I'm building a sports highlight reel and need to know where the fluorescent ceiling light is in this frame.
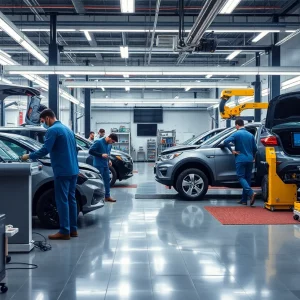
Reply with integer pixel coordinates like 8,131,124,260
125,87,130,91
120,0,135,13
281,76,300,90
0,77,12,84
276,29,300,46
0,12,48,64
252,32,269,43
80,103,85,108
64,74,71,78
185,87,191,92
123,74,129,78
0,50,10,58
206,74,213,78
83,31,92,42
120,46,129,59
226,50,242,60
101,87,105,91
220,0,241,14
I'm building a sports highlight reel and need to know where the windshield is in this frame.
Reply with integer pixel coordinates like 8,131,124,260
182,136,196,145
201,127,235,146
187,132,207,145
18,136,43,151
0,141,20,161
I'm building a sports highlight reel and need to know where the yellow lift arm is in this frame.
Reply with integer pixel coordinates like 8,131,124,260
219,88,269,119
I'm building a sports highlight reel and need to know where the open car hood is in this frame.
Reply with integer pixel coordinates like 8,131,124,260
161,144,198,155
265,92,300,129
0,84,40,100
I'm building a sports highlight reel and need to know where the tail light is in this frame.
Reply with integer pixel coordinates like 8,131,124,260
261,136,278,146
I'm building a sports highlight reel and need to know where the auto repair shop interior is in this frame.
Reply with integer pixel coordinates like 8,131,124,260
1,0,300,299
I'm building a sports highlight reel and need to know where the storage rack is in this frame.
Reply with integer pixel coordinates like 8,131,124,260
95,122,131,155
147,139,157,162
157,130,176,157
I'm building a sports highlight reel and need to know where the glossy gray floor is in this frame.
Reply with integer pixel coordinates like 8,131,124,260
3,162,300,300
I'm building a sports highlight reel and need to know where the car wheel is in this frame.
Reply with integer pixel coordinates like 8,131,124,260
110,166,117,187
176,168,208,200
172,184,178,192
36,188,80,229
261,175,268,202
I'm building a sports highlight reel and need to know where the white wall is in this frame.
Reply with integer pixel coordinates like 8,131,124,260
90,108,210,153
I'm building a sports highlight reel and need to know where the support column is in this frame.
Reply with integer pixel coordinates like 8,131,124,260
254,52,261,122
48,14,60,118
269,16,281,100
84,60,91,138
215,88,219,128
70,89,75,131
0,101,4,126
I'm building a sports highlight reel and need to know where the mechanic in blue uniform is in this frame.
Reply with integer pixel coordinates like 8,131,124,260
224,119,258,206
21,109,79,240
89,133,118,202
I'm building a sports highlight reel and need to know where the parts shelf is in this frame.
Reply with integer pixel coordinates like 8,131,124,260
147,139,157,162
157,130,176,157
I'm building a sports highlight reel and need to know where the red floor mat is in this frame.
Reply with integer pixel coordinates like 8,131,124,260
205,206,297,225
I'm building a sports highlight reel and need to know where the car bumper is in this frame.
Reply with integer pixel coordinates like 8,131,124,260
77,178,105,213
154,162,174,186
278,161,300,185
115,160,134,181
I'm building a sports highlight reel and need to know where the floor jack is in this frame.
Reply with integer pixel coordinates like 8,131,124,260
264,147,297,212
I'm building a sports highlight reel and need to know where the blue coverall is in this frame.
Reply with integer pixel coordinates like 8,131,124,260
30,121,79,234
224,128,258,203
89,138,112,198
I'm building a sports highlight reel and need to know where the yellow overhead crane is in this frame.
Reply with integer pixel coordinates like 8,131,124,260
219,88,269,120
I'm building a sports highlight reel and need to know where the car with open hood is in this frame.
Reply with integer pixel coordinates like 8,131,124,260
155,92,300,200
0,132,105,228
158,128,225,159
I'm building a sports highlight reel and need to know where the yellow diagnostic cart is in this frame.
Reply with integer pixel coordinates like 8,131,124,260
264,147,297,211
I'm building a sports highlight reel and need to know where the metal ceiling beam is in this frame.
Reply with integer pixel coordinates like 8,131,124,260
280,0,300,15
71,0,86,14
62,81,249,89
5,65,300,76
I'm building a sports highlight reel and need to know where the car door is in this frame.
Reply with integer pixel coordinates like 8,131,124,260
214,130,238,183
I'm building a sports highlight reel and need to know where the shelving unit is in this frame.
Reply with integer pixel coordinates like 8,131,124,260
111,132,131,155
147,139,157,162
157,130,176,157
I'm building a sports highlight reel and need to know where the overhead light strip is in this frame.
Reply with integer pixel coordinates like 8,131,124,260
120,0,135,13
276,28,300,46
0,12,48,64
252,32,269,43
83,31,92,42
220,0,241,14
226,50,242,60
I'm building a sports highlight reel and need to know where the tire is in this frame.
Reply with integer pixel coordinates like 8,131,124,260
176,168,208,200
172,185,178,192
109,166,117,187
36,188,80,229
261,175,268,202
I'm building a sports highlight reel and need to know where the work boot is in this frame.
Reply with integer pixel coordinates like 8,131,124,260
250,193,257,206
237,200,247,205
48,232,70,240
70,231,78,238
105,197,116,203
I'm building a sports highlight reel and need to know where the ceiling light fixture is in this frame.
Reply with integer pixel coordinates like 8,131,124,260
101,87,105,91
226,50,242,60
220,0,241,14
276,28,300,46
120,0,135,13
206,74,213,78
83,31,92,42
0,12,48,64
185,87,191,92
125,87,130,91
252,32,269,43
123,74,129,78
120,46,129,59
64,74,71,78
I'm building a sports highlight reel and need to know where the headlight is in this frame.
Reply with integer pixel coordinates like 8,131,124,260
116,155,130,162
161,152,182,160
77,170,101,185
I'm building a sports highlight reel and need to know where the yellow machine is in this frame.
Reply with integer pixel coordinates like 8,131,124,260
219,88,269,120
264,147,297,211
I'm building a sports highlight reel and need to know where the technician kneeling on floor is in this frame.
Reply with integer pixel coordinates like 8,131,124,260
21,109,79,240
224,119,257,206
89,133,118,202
